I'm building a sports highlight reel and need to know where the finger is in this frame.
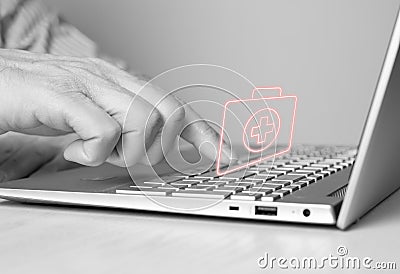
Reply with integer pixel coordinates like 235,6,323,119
47,93,122,166
113,96,163,166
86,60,186,163
13,125,69,136
62,68,163,166
180,104,238,164
138,103,185,165
0,145,54,182
30,154,81,177
122,81,186,165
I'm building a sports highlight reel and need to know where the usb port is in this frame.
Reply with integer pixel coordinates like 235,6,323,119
255,206,278,216
229,205,239,211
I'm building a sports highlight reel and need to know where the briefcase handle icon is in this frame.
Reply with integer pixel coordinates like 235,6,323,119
251,86,283,99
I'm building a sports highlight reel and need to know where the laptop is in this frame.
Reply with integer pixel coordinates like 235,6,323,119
1,11,400,231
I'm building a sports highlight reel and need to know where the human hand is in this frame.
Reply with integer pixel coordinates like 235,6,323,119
0,49,235,169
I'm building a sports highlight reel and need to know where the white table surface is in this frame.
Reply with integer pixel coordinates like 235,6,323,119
0,185,399,274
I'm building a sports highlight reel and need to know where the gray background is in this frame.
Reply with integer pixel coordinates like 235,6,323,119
44,0,400,146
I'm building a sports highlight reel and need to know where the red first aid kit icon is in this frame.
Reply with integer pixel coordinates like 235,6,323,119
217,87,297,175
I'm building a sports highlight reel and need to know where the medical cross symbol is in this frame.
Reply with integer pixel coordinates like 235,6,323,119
250,116,274,144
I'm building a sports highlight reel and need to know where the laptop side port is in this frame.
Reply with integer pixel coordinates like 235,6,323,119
229,205,240,211
255,206,278,216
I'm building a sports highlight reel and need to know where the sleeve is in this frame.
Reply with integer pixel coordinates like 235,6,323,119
0,0,127,68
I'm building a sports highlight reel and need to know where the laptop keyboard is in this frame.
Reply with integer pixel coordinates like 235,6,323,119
116,146,357,202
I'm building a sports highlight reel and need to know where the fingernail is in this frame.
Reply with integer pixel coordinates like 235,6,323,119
0,171,7,183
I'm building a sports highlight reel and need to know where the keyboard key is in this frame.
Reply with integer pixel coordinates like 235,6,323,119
275,167,296,172
310,164,328,170
290,170,315,176
264,181,291,187
327,168,338,174
272,174,305,183
170,181,197,187
323,158,344,164
156,185,183,191
270,169,290,175
213,187,240,194
300,178,316,185
182,178,207,183
283,164,303,169
293,160,314,166
210,178,236,182
261,194,281,201
220,171,256,180
245,175,276,181
333,165,344,171
255,183,283,190
339,162,351,168
116,187,174,196
307,174,323,180
336,156,351,160
318,171,330,177
186,185,215,191
197,181,227,187
323,169,335,175
292,181,308,188
304,166,324,172
272,189,291,197
239,180,265,185
139,182,165,187
312,163,333,168
264,170,286,176
224,182,253,188
172,190,231,199
282,185,300,193
230,193,262,201
316,173,327,179
242,188,273,195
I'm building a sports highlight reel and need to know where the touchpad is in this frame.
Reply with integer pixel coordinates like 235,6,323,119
0,166,132,193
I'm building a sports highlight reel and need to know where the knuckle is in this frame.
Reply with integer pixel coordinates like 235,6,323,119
85,57,119,83
47,72,85,94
